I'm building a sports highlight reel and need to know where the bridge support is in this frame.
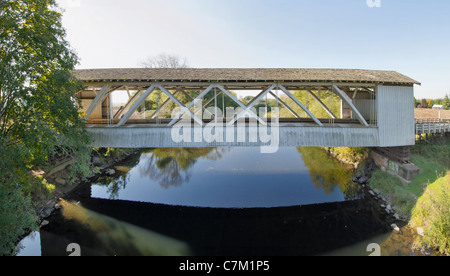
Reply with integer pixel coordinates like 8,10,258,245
371,147,420,184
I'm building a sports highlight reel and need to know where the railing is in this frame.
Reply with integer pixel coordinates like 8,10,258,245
416,118,450,123
416,121,450,134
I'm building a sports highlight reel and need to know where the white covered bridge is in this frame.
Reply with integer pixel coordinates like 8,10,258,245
74,68,420,151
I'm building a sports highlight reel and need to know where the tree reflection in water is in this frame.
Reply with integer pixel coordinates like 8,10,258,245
138,148,227,189
297,147,361,200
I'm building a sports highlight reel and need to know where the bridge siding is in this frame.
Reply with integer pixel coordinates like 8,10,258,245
377,86,415,147
86,125,380,148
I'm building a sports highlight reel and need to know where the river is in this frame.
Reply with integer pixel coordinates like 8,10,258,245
16,147,409,256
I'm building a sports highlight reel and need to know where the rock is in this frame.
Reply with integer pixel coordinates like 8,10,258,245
393,213,401,220
40,220,49,228
55,177,66,185
352,176,359,183
380,204,386,208
92,156,102,166
40,207,53,218
417,227,425,237
358,176,368,185
104,169,115,176
368,190,376,197
391,224,400,232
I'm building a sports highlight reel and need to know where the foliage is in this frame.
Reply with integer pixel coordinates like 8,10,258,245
411,173,450,256
443,94,450,110
0,183,39,256
415,96,450,109
297,147,361,200
369,170,417,218
323,147,370,167
0,0,92,255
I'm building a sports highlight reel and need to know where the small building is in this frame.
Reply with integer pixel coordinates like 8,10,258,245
433,105,444,110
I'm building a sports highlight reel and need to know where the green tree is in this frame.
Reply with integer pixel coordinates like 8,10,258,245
0,0,91,255
443,94,450,110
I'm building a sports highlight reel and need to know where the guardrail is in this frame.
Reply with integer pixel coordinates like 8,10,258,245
416,122,450,134
416,118,450,123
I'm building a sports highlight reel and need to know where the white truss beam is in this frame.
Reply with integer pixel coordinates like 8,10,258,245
117,84,157,127
227,85,276,126
306,90,337,119
332,85,369,127
114,89,144,119
277,85,323,126
85,85,109,120
166,84,215,127
269,91,300,119
149,90,181,119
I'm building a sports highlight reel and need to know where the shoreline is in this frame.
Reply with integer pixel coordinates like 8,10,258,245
31,149,141,231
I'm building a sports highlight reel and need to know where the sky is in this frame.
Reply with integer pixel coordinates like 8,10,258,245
55,0,450,99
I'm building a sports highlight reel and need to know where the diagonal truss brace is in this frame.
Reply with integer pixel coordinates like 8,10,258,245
85,85,110,120
217,85,269,126
166,84,215,127
117,84,157,127
114,89,145,119
332,85,369,127
306,90,337,119
269,91,300,119
277,85,323,126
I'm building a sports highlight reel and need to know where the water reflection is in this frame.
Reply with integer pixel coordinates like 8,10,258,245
55,199,191,256
138,148,227,188
92,147,363,208
297,148,360,200
18,147,398,256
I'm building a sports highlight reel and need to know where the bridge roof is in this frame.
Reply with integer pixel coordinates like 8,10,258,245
74,68,420,86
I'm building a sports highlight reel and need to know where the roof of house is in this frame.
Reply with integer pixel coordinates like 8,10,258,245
73,68,420,86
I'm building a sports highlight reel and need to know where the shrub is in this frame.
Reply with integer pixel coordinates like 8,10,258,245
411,173,450,256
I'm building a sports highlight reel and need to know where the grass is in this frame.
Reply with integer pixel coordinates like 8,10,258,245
368,136,450,255
411,173,450,256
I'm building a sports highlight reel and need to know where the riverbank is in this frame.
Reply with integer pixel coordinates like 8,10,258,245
30,148,141,233
368,137,449,255
325,137,449,256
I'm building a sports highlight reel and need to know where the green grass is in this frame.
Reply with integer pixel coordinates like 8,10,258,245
369,137,449,219
368,136,449,255
369,170,417,218
411,173,450,256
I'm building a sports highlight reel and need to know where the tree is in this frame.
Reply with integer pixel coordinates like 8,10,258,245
443,94,450,110
419,99,428,108
0,0,91,255
140,53,189,69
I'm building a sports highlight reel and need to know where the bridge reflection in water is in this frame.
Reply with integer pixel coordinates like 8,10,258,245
40,195,390,256
37,147,393,256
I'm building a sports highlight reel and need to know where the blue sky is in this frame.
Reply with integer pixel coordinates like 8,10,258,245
56,0,450,99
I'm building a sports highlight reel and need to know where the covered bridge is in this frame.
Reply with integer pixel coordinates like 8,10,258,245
74,68,420,149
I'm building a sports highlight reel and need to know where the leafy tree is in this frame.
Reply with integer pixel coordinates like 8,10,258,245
0,0,91,255
443,94,450,110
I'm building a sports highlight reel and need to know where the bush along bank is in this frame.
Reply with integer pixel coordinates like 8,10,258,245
32,148,140,232
361,137,449,256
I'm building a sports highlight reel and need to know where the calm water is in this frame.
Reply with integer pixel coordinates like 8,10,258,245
17,147,397,256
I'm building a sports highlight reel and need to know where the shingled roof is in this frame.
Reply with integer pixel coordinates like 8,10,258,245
73,68,420,86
